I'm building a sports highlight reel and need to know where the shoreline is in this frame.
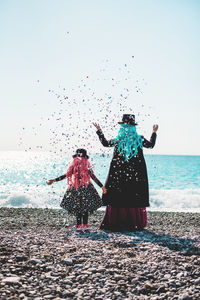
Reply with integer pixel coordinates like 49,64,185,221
1,206,200,214
0,208,199,299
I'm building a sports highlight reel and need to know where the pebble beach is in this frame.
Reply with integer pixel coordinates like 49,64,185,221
0,208,199,300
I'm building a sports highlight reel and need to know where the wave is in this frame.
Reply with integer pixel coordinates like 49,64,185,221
149,189,200,212
0,187,200,212
0,185,63,209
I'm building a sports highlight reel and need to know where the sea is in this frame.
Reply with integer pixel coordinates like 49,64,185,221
1,151,200,212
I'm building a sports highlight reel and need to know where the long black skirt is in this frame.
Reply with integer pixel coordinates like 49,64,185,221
60,183,102,216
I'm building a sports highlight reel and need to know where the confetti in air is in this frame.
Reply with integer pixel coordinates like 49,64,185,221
17,57,158,204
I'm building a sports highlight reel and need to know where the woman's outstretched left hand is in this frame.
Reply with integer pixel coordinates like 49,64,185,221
102,186,107,194
93,122,101,131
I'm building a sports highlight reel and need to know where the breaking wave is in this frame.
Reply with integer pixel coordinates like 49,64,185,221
1,188,200,213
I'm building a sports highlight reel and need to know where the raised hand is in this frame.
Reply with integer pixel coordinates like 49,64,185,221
93,122,101,131
47,179,55,185
153,124,158,132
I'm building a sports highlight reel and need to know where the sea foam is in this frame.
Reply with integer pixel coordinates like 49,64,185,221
1,188,200,213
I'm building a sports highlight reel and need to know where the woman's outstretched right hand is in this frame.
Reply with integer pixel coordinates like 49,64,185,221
93,122,101,131
47,179,55,185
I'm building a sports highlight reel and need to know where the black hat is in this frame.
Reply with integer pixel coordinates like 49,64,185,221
73,148,89,159
118,114,137,125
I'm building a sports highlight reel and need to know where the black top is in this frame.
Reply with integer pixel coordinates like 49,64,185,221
55,169,103,188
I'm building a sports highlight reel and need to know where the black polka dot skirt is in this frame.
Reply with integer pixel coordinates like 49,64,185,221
60,183,102,216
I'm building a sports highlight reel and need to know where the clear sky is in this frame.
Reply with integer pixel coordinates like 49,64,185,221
0,0,200,155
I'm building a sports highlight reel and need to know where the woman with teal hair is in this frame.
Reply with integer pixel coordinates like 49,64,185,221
93,114,158,231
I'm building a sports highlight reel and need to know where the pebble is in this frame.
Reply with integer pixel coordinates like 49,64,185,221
16,255,28,262
2,276,21,284
63,290,74,297
0,208,199,300
29,258,42,265
62,258,73,265
63,280,73,286
164,274,171,279
178,294,192,300
194,278,200,285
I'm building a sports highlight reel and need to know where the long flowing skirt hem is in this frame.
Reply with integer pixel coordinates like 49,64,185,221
100,206,147,232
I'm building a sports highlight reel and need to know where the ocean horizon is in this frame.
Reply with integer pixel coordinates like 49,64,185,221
1,151,200,212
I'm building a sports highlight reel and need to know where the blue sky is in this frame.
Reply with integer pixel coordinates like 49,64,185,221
0,0,200,155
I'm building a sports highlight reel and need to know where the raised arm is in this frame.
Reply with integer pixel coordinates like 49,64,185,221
143,133,157,148
96,130,115,147
93,122,114,147
143,125,158,149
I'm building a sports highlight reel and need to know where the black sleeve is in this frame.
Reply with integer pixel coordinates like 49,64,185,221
96,130,115,147
89,170,103,188
143,132,157,149
54,174,66,182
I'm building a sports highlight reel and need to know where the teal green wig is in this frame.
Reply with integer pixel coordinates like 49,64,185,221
114,124,143,161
